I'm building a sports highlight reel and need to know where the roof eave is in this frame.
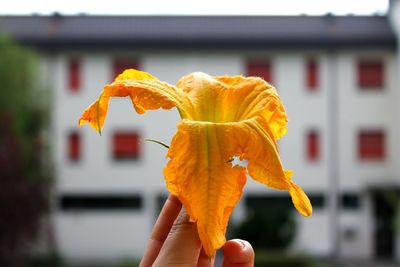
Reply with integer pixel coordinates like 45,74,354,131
16,37,397,51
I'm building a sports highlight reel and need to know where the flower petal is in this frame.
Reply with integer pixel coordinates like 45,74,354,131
78,94,109,133
224,117,312,217
215,75,288,140
78,69,191,133
176,74,287,138
176,74,288,139
164,117,311,256
79,69,312,257
289,182,313,217
164,119,247,256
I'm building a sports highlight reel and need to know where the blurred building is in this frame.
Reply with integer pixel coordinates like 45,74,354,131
1,2,400,263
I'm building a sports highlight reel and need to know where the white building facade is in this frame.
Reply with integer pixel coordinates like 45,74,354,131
1,10,400,263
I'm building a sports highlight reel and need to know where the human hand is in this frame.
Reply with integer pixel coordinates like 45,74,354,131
140,195,254,267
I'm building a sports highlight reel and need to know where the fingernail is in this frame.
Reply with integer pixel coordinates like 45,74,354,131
233,239,246,249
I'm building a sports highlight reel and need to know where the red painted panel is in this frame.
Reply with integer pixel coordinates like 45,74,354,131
68,59,80,92
306,59,318,90
359,131,385,160
69,132,80,161
358,60,384,88
113,60,138,80
113,132,140,159
307,130,319,161
247,61,272,83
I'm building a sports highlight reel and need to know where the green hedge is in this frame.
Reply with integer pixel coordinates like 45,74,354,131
254,251,312,267
253,251,346,267
29,254,139,267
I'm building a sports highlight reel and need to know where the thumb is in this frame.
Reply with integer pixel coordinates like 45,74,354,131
152,208,202,267
222,239,254,267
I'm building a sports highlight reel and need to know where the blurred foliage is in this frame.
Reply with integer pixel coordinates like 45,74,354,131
114,259,140,267
29,254,140,267
254,251,311,267
0,35,51,266
254,251,347,267
0,36,46,138
29,253,64,267
383,190,400,231
28,253,345,267
234,204,296,250
232,202,349,267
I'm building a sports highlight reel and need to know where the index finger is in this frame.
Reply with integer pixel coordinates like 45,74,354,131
139,194,182,267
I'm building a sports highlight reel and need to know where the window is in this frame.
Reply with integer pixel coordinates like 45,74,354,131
60,194,142,211
306,58,318,91
113,59,138,80
358,130,385,160
308,195,324,209
246,195,292,210
246,60,272,83
357,59,384,89
306,130,320,161
68,58,80,92
156,193,168,215
246,194,324,210
113,131,140,160
68,132,81,161
341,193,360,210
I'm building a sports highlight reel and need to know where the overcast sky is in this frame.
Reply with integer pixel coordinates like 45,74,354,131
0,0,389,16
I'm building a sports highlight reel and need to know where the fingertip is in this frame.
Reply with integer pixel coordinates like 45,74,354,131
167,194,182,208
222,239,254,266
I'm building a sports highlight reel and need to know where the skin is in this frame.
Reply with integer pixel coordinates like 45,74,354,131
140,195,255,267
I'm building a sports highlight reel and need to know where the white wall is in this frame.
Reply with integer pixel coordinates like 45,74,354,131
337,51,399,190
50,49,398,261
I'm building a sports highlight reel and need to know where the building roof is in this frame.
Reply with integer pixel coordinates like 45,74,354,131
0,15,396,50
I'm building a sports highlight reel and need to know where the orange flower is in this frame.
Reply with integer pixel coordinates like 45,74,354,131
79,69,312,256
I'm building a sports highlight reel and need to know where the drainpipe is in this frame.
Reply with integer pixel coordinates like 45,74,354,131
388,0,400,262
327,50,340,260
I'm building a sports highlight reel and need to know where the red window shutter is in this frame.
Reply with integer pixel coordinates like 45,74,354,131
69,132,80,161
247,61,272,83
358,60,384,88
113,132,140,159
113,60,138,80
358,131,385,160
68,58,80,91
307,130,320,161
306,58,318,90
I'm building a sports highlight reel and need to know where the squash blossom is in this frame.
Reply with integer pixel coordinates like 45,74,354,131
79,69,312,256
